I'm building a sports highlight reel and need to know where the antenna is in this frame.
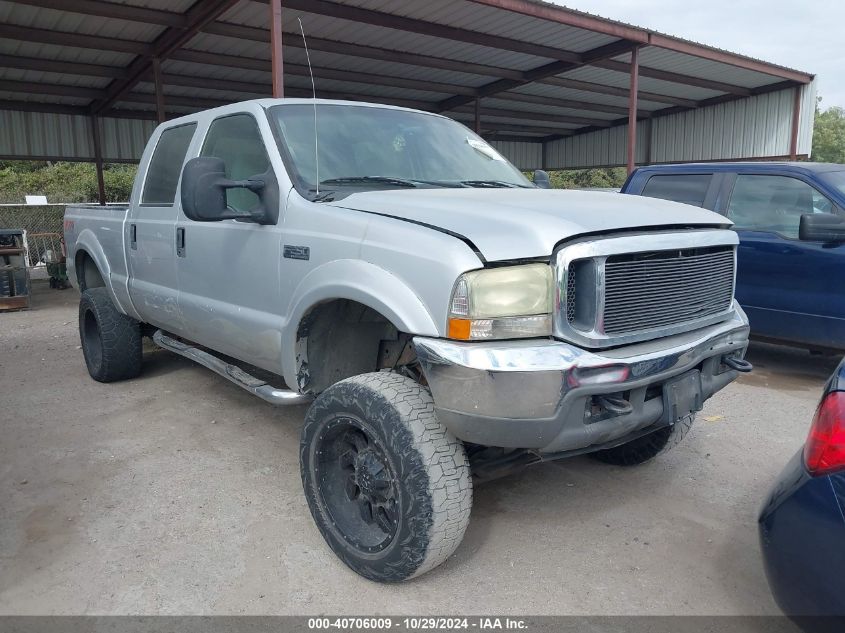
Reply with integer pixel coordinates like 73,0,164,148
298,17,319,196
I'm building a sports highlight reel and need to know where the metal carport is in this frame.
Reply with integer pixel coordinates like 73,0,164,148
0,0,817,203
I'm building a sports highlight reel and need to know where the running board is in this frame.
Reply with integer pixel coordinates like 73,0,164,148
152,330,311,406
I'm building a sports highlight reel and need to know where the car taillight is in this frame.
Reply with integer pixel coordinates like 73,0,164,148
804,391,845,476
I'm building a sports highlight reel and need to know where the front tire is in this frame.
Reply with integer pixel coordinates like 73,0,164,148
590,414,696,466
78,287,142,382
300,372,472,582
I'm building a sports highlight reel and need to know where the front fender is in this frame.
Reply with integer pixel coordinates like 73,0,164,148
280,260,440,388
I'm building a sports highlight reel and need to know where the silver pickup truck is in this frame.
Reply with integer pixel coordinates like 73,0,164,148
65,98,751,582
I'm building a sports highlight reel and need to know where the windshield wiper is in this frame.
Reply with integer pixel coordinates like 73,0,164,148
459,180,528,188
319,176,420,188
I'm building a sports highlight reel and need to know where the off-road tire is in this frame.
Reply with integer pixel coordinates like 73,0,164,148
589,414,696,466
300,372,472,582
78,287,142,382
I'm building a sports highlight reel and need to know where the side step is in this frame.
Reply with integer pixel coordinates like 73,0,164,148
152,330,311,406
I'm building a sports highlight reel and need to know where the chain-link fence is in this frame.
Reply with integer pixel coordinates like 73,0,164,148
0,205,66,267
0,205,64,234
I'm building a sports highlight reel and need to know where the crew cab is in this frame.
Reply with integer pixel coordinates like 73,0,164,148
623,162,845,351
64,99,751,582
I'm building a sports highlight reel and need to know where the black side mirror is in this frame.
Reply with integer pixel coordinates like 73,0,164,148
533,169,551,189
180,156,274,224
799,213,845,243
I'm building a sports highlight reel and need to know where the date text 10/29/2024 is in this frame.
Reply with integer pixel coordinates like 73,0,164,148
308,618,529,630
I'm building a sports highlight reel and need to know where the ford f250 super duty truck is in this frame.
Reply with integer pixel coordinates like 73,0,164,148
65,99,752,582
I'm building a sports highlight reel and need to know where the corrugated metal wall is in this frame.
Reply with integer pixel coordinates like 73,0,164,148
0,80,817,169
488,140,543,170
498,82,817,171
0,110,154,161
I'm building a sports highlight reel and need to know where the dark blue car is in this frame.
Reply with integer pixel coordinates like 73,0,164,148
758,356,845,616
622,163,845,351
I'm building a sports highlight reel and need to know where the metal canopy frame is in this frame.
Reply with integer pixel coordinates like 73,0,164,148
0,0,815,201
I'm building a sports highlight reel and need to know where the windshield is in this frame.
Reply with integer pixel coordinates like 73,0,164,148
268,104,531,197
820,170,845,200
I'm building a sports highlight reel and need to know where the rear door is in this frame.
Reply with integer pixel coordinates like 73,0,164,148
720,172,845,348
175,111,285,372
127,122,196,332
637,171,721,209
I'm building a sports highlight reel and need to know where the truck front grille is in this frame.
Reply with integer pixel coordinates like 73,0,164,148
554,231,738,348
602,246,735,334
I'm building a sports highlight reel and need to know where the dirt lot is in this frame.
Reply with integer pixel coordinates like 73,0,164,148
1,282,840,615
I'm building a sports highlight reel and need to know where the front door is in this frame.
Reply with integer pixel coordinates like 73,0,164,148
724,173,845,348
175,112,284,372
127,122,196,333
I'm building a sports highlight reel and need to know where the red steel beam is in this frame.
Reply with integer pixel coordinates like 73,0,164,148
270,0,284,98
6,0,188,28
0,54,126,79
540,76,698,108
90,0,241,114
456,105,612,128
464,0,649,42
437,38,638,112
0,23,150,55
152,58,166,123
789,86,802,160
281,0,581,63
594,59,751,96
627,46,639,175
90,116,106,205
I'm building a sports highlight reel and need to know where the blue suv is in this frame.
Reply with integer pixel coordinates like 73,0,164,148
622,163,845,351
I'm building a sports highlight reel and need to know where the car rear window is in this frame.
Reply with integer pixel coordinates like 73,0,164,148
141,123,197,205
641,174,712,208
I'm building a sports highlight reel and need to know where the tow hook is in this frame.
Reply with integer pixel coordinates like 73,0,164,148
597,394,634,415
722,355,753,373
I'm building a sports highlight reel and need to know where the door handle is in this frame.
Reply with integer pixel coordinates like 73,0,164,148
130,223,137,250
176,227,186,257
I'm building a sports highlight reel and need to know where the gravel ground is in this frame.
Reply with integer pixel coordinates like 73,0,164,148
0,283,840,615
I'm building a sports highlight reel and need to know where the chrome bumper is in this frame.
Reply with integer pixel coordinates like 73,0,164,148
414,304,750,453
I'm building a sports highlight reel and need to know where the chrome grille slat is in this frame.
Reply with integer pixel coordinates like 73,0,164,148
600,245,734,335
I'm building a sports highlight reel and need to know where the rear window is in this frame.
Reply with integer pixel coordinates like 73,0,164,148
141,123,197,205
641,174,712,208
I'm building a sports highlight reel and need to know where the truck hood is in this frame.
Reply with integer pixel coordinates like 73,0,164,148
328,188,730,261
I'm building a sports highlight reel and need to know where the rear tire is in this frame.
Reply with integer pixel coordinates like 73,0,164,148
589,414,696,466
300,372,472,582
79,287,142,382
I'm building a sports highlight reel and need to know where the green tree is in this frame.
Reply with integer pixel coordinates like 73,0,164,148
812,100,845,164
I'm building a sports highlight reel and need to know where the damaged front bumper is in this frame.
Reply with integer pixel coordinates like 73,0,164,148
414,304,750,453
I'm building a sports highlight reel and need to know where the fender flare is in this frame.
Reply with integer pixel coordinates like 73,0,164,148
280,259,440,388
72,229,129,314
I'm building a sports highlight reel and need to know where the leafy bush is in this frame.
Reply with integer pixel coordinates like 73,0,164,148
526,167,628,189
0,161,137,204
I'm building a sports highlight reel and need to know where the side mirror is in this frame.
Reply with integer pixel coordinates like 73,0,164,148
799,213,845,243
533,169,551,189
180,156,270,224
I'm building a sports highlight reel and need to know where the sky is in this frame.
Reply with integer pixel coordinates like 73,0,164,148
553,0,845,109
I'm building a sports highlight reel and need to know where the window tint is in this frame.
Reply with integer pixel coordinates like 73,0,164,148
200,114,271,213
641,174,712,207
141,123,196,205
727,175,832,238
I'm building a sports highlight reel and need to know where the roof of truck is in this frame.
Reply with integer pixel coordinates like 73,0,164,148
635,162,845,174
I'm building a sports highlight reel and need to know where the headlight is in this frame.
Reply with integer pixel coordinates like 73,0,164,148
447,263,553,340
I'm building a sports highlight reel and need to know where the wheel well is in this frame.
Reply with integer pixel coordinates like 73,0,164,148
295,299,416,395
75,250,106,291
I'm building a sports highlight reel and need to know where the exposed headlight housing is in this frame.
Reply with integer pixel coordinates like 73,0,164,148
447,264,553,340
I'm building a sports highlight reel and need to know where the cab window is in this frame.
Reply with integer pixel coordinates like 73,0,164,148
726,175,833,238
641,174,712,207
200,114,271,213
141,123,196,205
